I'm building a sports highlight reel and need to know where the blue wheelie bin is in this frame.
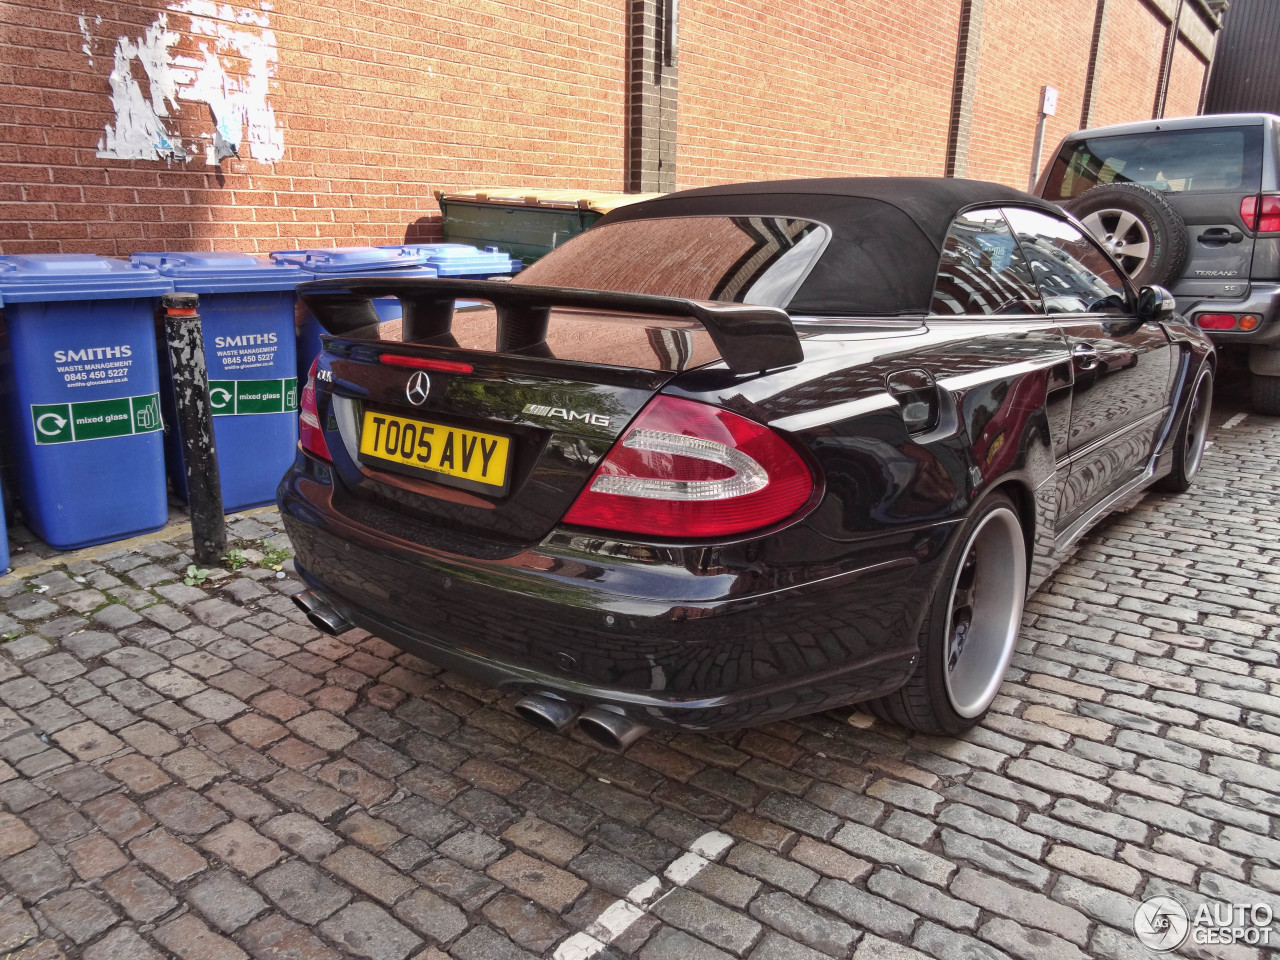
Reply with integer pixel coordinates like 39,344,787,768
0,476,10,574
131,252,306,513
268,247,436,383
380,243,521,280
0,255,172,550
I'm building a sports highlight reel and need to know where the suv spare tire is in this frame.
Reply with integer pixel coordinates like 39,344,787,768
1064,183,1188,287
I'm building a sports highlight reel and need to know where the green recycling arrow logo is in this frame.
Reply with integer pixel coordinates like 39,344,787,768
35,411,69,439
209,386,234,411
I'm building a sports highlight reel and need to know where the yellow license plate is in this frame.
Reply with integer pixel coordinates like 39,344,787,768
359,410,511,490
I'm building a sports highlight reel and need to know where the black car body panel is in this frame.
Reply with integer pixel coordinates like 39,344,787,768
279,178,1213,732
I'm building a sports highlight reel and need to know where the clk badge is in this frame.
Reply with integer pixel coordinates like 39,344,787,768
405,371,430,406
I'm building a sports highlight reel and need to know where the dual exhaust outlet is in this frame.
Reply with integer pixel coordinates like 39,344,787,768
514,693,648,750
293,590,648,749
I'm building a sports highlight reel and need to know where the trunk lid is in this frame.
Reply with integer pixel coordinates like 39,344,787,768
302,279,800,549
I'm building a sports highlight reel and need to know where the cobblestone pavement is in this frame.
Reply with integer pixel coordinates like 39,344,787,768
1,388,1279,960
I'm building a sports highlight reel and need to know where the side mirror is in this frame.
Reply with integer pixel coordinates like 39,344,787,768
1136,285,1176,321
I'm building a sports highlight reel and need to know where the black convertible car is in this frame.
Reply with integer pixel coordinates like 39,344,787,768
278,178,1213,746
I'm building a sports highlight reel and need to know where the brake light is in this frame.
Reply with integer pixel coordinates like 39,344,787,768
563,396,815,538
379,355,473,373
1197,314,1237,330
1198,313,1260,331
299,358,331,461
1240,195,1280,233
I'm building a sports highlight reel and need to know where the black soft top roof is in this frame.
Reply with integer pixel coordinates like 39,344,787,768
598,177,1062,316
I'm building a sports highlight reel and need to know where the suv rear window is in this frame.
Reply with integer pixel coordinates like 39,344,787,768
1043,127,1263,200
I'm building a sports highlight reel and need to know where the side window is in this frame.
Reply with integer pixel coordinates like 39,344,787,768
931,208,1042,316
1003,207,1128,314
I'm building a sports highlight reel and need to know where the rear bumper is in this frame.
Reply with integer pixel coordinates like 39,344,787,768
1180,282,1280,347
279,462,949,731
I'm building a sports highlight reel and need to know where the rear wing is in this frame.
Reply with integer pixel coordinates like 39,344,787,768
296,277,803,375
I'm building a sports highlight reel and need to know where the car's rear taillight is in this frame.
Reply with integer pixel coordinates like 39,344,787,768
1241,194,1280,233
299,358,331,461
1198,313,1261,331
562,396,815,538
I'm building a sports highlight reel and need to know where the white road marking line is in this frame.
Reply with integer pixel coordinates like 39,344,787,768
1223,413,1248,429
551,829,734,960
588,900,646,941
554,932,607,960
690,830,734,859
664,851,709,885
626,875,664,906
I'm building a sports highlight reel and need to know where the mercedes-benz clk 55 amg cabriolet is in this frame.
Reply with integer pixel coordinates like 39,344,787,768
278,178,1213,746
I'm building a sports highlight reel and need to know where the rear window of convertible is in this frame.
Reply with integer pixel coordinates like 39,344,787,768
1044,126,1263,199
514,216,830,309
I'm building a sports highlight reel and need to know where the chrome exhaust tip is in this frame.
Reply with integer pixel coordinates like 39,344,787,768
515,693,580,733
292,589,353,636
577,705,648,750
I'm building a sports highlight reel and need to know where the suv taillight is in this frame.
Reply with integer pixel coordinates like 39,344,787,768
562,396,815,538
299,358,331,461
1241,195,1280,233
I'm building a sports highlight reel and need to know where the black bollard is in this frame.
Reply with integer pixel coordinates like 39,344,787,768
162,292,226,566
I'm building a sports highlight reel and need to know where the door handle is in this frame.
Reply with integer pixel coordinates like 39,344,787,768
1197,228,1244,244
1073,342,1099,369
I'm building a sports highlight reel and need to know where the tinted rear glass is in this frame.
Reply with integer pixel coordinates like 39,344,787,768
1043,127,1263,200
514,216,829,309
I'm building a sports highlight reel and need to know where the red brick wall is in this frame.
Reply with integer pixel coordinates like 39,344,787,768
1165,38,1208,118
963,1,1096,189
675,0,963,188
0,0,627,256
0,0,1220,258
1091,0,1168,128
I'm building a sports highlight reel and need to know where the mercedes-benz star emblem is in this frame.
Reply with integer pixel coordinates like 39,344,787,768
405,371,430,406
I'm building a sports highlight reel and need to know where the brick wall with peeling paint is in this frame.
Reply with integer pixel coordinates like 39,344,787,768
0,0,1218,257
1,0,628,255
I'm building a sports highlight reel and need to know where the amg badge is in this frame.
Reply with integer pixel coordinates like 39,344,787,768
522,403,611,427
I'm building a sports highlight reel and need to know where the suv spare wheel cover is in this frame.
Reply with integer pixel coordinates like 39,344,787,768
1064,183,1188,287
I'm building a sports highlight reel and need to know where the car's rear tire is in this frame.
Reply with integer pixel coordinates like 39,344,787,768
1065,184,1187,287
1157,364,1213,492
1252,373,1280,416
869,492,1026,734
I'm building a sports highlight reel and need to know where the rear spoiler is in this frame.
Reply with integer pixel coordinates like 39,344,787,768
296,277,803,375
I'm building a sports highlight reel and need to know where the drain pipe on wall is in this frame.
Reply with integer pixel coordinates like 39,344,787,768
1028,84,1058,192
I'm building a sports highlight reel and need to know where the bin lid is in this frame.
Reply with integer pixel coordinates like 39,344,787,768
268,246,436,277
378,243,519,276
129,251,307,293
0,254,173,304
434,187,666,213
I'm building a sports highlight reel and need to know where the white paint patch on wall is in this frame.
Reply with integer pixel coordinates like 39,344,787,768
169,0,285,164
97,14,186,160
87,1,284,165
77,14,100,67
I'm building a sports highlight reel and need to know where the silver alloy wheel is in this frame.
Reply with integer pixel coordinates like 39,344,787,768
1182,370,1212,479
942,506,1026,719
1079,209,1152,279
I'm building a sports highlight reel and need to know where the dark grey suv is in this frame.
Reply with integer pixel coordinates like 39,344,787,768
1035,113,1280,414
